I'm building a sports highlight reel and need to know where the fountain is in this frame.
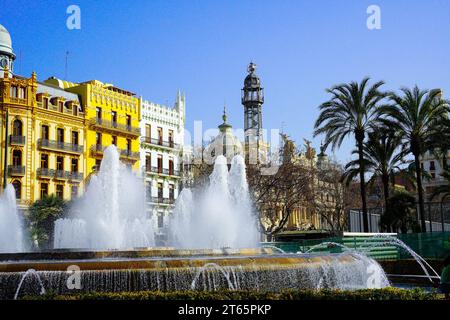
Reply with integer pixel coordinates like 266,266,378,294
53,145,155,249
0,184,23,253
0,150,393,299
169,155,259,249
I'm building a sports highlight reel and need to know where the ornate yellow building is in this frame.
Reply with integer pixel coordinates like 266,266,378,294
45,78,141,175
0,67,86,209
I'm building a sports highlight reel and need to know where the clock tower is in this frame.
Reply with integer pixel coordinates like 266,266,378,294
241,62,264,161
0,24,15,78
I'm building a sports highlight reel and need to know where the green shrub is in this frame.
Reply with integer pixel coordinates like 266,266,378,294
24,287,442,300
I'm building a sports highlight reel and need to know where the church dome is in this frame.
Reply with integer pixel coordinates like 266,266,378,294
0,24,14,57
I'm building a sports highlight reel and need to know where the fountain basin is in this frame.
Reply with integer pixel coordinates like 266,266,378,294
0,248,389,299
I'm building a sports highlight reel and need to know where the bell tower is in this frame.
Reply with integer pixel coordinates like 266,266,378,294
0,24,15,78
241,62,264,159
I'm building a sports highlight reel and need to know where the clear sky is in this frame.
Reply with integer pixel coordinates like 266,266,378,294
1,0,449,163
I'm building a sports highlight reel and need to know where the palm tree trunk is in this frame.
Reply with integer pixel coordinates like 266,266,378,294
357,139,369,232
381,172,391,232
414,153,426,232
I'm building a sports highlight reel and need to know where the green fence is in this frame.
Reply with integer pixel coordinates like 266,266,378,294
269,232,450,260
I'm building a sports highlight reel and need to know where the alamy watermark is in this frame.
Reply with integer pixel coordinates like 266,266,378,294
66,5,81,30
366,4,381,30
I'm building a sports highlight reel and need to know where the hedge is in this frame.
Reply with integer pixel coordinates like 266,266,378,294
24,287,443,300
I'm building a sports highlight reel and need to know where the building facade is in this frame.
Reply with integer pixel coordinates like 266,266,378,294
45,78,141,176
140,92,185,237
0,24,86,208
421,149,450,200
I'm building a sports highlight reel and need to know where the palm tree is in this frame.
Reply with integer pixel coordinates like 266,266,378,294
314,77,386,232
342,130,403,228
379,87,450,231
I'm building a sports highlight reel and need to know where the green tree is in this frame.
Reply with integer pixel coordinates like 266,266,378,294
314,77,386,232
379,87,450,231
342,130,403,231
29,195,68,249
380,191,420,233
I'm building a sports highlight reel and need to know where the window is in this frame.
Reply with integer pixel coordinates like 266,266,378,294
158,183,163,199
157,127,163,144
40,183,48,199
56,156,64,171
146,182,152,202
13,119,22,136
12,150,22,166
71,185,78,199
145,155,152,172
10,85,17,98
56,185,64,200
111,111,117,126
57,128,64,144
58,101,63,112
431,172,436,179
145,124,151,138
71,158,78,172
126,115,131,127
169,158,174,175
72,104,78,116
96,107,102,121
168,130,174,147
126,139,131,152
18,87,25,99
41,154,49,169
157,213,164,229
43,98,49,109
430,161,436,171
111,136,117,146
96,132,102,147
72,131,79,145
41,125,49,140
12,180,21,199
95,159,101,171
169,184,174,201
157,155,163,173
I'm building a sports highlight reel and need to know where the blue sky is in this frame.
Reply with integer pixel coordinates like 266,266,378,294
1,0,449,163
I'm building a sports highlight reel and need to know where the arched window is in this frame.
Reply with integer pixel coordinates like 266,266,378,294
12,150,22,166
12,180,21,199
13,119,22,136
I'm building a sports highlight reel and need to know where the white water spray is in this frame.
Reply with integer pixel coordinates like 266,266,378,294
169,155,259,249
0,184,23,253
54,145,155,249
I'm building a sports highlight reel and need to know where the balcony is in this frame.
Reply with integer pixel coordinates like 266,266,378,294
8,165,25,176
148,197,175,205
90,145,139,161
90,118,140,137
37,168,83,181
38,139,83,155
120,149,140,160
141,136,180,150
9,135,26,145
145,166,180,177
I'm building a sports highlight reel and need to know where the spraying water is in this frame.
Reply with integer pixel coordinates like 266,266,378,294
169,155,259,249
0,184,23,253
54,145,155,249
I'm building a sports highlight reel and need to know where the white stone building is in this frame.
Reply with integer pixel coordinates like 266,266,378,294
140,91,185,240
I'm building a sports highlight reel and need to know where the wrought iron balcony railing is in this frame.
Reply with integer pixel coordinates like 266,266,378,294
37,168,83,181
8,165,25,176
38,139,83,154
91,145,139,160
148,197,175,205
145,166,180,177
92,118,140,136
9,135,26,145
141,136,180,149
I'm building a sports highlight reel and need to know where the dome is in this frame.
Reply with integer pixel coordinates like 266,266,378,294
0,24,14,57
244,62,261,88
